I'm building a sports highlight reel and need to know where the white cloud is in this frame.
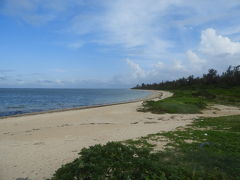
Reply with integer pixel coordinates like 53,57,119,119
63,0,240,63
123,28,240,85
173,60,185,71
66,0,179,60
68,14,102,35
2,1,240,87
1,0,83,25
184,50,206,72
37,79,65,85
3,0,240,60
125,58,146,79
200,28,240,55
183,28,240,74
154,61,165,69
101,0,179,57
186,50,205,64
51,68,67,73
123,58,188,85
67,42,84,49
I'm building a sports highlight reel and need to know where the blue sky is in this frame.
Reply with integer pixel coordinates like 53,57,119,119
1,0,240,88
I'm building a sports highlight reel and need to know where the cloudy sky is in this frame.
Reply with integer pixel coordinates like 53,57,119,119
1,0,240,88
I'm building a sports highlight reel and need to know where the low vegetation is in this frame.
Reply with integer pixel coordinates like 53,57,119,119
49,115,240,180
134,65,240,114
138,90,207,114
49,65,240,179
139,87,240,114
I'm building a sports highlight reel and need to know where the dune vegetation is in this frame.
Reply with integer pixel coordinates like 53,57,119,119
49,65,240,180
138,87,240,114
137,65,240,114
49,115,240,180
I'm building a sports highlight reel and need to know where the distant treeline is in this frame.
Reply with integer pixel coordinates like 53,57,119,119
133,65,240,90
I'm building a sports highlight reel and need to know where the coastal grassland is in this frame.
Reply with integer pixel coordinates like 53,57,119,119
207,86,240,106
49,115,240,180
139,86,240,114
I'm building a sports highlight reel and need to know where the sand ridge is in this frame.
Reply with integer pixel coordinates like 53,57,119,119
0,90,240,180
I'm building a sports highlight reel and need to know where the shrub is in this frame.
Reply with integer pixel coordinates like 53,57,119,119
49,115,240,180
192,89,216,99
50,142,168,180
139,91,207,114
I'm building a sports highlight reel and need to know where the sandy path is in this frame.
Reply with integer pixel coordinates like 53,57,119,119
0,91,240,180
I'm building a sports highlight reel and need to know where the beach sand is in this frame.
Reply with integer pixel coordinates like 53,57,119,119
0,90,240,180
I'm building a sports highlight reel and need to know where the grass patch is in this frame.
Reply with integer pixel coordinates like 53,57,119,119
158,115,240,180
139,90,207,114
140,87,240,114
207,87,240,106
49,115,240,180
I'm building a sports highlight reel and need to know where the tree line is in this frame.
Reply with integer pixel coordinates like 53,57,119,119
133,65,240,90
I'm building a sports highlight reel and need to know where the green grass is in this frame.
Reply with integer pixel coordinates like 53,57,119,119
139,86,240,114
126,115,240,180
207,87,240,106
49,115,240,180
139,90,207,114
194,115,240,132
159,115,240,180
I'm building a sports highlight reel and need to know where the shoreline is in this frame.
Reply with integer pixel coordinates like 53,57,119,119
1,90,240,180
0,89,161,119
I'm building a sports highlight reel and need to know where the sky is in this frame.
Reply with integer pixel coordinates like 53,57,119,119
0,0,240,88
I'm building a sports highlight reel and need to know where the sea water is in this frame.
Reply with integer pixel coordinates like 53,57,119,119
0,88,151,117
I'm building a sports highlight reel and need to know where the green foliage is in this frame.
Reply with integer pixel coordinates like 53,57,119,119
191,89,216,99
139,90,207,114
139,87,240,114
207,87,240,106
140,101,204,114
50,142,168,180
49,115,240,180
194,115,240,132
160,115,240,180
134,65,240,113
133,65,240,90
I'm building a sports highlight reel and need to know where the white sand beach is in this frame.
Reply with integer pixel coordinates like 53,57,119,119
0,90,240,180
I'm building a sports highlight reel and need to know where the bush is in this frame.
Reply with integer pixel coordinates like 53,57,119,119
139,91,207,114
50,142,168,180
192,90,216,99
49,115,240,180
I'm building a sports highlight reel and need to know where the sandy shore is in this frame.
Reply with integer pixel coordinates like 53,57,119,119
0,90,240,180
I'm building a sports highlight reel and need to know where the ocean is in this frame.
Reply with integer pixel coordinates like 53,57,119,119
0,88,151,117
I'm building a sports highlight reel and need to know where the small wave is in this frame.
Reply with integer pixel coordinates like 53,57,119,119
6,105,25,109
0,111,24,117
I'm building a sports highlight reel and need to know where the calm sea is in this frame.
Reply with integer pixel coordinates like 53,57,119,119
0,88,151,117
